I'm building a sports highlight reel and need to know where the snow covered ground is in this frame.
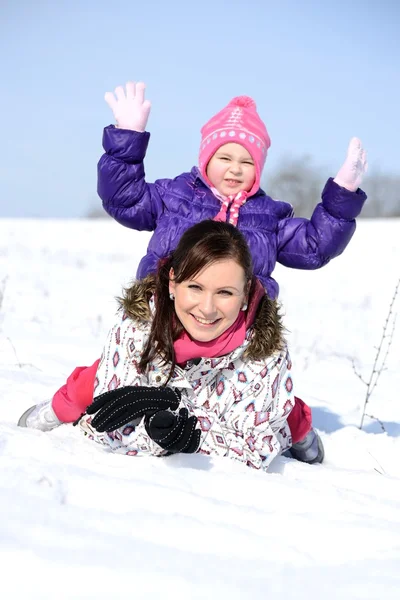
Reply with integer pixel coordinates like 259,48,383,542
0,218,399,600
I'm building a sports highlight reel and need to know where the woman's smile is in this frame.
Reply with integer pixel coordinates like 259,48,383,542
190,314,221,327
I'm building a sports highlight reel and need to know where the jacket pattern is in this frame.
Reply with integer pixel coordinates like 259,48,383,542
80,307,294,471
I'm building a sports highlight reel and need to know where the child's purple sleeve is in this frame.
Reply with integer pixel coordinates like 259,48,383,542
276,178,367,269
97,126,169,231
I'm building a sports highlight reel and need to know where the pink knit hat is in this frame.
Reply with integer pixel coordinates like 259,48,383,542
199,96,271,197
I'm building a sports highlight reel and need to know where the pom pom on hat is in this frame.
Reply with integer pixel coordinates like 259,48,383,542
228,96,257,109
199,95,271,197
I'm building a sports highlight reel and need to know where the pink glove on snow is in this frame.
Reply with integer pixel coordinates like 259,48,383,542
334,137,368,192
104,81,151,132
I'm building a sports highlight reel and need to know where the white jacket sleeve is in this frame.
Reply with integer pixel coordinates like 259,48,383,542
79,312,168,457
192,348,294,471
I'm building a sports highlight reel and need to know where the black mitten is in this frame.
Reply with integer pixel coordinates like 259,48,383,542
145,408,201,454
86,386,181,432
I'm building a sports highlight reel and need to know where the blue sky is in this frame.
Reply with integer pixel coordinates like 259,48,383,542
1,0,399,217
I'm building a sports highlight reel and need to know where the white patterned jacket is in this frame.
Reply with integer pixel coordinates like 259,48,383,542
80,307,295,471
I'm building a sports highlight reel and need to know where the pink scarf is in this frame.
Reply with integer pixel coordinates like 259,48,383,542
212,189,249,227
173,278,265,366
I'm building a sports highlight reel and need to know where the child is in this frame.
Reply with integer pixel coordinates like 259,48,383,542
98,82,367,299
18,81,367,465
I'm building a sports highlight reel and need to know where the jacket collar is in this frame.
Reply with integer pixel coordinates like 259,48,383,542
146,326,252,389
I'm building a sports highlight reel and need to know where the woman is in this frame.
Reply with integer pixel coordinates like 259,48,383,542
19,221,323,469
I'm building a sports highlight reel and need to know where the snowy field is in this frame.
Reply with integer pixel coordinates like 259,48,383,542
0,217,399,600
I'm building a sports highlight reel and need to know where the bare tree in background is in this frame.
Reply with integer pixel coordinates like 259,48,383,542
361,171,400,218
263,155,325,217
85,205,110,219
264,156,400,219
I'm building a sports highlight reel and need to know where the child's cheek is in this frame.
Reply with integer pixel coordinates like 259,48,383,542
207,163,223,185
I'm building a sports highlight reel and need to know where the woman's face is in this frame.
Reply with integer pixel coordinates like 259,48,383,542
170,259,248,342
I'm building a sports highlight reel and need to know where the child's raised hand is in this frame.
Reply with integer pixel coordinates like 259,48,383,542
334,137,368,192
104,81,151,132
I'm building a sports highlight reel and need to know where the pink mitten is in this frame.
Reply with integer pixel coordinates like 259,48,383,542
334,137,368,192
104,81,151,132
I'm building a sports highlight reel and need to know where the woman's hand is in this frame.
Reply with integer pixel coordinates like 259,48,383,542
86,385,180,432
104,81,151,132
334,137,368,192
145,408,201,454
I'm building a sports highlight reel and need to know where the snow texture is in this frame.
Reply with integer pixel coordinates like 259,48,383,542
0,218,399,600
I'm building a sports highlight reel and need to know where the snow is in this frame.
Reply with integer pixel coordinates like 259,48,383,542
0,218,399,600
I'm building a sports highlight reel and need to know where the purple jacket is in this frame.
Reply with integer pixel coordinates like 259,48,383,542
98,126,367,299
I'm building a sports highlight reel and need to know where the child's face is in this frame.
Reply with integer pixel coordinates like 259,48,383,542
206,143,256,196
